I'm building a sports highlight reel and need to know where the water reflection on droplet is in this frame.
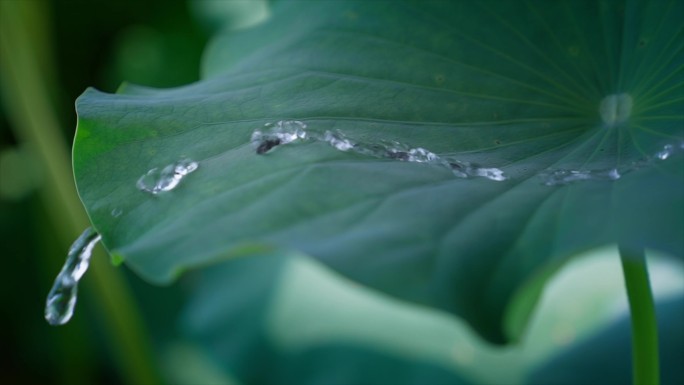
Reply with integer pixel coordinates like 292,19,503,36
136,158,198,195
656,144,674,160
252,120,307,154
446,159,507,181
471,167,507,181
250,121,683,187
45,227,101,326
323,130,355,151
403,147,440,163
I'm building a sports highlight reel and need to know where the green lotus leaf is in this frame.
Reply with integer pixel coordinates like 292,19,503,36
73,0,684,343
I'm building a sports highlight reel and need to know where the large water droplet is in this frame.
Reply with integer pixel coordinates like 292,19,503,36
136,158,198,195
45,227,101,326
252,120,307,154
599,93,632,127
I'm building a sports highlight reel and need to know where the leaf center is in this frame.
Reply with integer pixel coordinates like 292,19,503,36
599,93,633,128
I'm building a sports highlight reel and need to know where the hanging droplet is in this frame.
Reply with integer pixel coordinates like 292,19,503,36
136,158,198,195
45,227,101,326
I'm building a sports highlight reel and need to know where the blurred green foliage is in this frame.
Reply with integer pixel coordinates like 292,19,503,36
0,1,206,384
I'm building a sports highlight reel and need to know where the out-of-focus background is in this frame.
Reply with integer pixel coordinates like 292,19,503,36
1,1,207,383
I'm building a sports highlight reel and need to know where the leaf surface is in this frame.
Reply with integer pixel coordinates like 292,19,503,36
73,0,684,342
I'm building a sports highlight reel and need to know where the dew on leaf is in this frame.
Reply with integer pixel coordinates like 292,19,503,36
540,141,684,186
446,159,507,181
251,122,510,181
323,130,355,151
251,120,307,154
136,157,198,195
656,144,674,160
540,168,621,186
319,129,507,181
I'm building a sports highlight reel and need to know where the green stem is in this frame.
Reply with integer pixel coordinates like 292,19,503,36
619,245,660,385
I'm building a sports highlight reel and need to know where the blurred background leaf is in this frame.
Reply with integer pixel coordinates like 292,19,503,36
0,0,207,383
528,295,684,385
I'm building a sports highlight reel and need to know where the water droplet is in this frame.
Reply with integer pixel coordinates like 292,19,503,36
281,128,508,181
323,130,355,151
539,140,684,186
540,168,620,186
405,147,440,163
446,159,507,181
45,227,101,326
599,93,633,127
136,158,198,195
471,167,507,181
111,208,123,217
656,144,674,160
252,120,307,154
382,143,440,163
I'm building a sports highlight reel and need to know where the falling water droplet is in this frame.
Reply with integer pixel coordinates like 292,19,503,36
136,158,198,195
251,120,307,154
45,227,101,326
